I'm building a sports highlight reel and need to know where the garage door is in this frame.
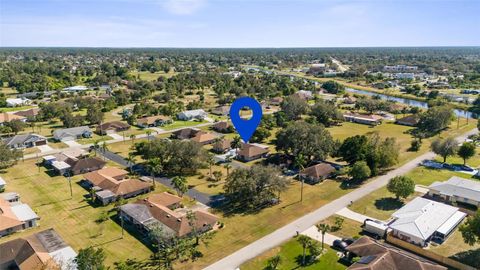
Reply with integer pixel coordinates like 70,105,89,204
35,140,47,146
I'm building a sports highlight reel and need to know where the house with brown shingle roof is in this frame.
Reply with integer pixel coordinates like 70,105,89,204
212,138,232,153
299,163,336,184
0,228,77,270
0,112,27,125
346,236,446,270
212,121,232,133
119,192,218,238
211,105,230,116
96,121,130,135
172,128,218,145
395,114,420,127
13,108,40,119
236,143,269,162
84,167,152,205
344,113,383,126
136,115,172,128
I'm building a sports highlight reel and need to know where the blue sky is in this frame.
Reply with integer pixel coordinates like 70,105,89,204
1,0,479,47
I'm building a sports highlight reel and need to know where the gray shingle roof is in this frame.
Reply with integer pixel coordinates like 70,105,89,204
429,176,480,202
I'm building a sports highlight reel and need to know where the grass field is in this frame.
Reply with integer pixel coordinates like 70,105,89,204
162,120,209,130
131,70,178,81
0,159,173,265
320,215,363,239
0,105,36,112
241,237,347,270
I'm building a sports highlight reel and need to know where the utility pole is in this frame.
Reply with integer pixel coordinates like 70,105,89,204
68,173,73,198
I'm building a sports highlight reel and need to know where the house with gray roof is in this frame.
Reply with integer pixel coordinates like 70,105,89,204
389,197,466,246
3,133,47,149
428,176,480,208
53,126,92,141
177,109,208,121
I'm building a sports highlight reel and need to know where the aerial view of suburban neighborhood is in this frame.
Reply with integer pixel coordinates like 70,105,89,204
1,0,480,270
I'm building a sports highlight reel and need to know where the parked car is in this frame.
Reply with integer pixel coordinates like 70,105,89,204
332,239,348,251
458,165,474,172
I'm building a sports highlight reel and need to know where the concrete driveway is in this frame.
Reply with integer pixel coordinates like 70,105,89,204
37,145,54,153
108,133,123,141
301,226,341,246
63,140,81,148
336,207,377,223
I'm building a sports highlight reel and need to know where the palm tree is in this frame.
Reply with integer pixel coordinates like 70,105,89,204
294,153,306,202
101,141,108,160
231,136,242,156
223,162,232,178
146,130,152,141
129,134,136,146
207,154,215,178
297,235,312,266
92,140,100,156
267,254,282,270
147,157,162,189
315,223,331,250
126,153,136,173
171,176,188,197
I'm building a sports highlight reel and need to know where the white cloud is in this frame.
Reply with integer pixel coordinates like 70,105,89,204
162,0,206,15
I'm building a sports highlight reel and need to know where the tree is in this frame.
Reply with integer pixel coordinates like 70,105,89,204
266,254,282,270
212,170,223,182
387,176,415,200
310,99,343,127
146,157,162,189
207,153,215,178
0,142,22,169
431,137,459,163
5,119,26,134
171,176,188,197
146,130,152,141
297,235,312,266
315,223,331,250
321,80,345,94
458,142,476,165
294,153,306,202
250,126,271,143
276,121,334,165
280,95,308,121
418,105,454,134
224,165,289,211
76,246,107,270
223,162,232,178
126,153,136,173
86,106,104,125
349,161,371,182
337,135,369,164
460,210,480,246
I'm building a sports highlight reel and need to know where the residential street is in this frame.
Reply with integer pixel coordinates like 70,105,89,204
203,128,477,270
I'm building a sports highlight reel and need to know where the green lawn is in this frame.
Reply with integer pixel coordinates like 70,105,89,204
77,134,113,145
320,215,363,239
241,237,347,270
0,159,172,265
0,105,36,112
162,120,209,131
130,70,178,81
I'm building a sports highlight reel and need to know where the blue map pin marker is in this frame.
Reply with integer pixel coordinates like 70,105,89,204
230,97,263,143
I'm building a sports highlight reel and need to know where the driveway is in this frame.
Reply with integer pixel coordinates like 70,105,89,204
108,133,123,141
301,226,341,246
63,140,81,148
204,128,478,270
37,145,54,153
336,207,377,223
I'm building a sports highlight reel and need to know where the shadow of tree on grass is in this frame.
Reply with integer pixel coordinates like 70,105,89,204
374,197,404,211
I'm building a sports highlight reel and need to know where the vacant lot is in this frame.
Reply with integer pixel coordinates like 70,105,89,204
241,237,347,270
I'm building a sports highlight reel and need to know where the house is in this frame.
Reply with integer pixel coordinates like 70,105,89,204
268,97,283,106
343,113,382,126
236,143,269,162
190,131,218,145
212,138,232,153
0,228,77,270
213,121,232,133
83,167,152,205
343,96,357,104
346,236,446,270
63,85,88,92
45,152,106,176
13,108,40,119
0,192,20,203
0,112,27,125
6,98,31,107
0,197,39,237
308,63,326,75
427,176,480,208
119,192,218,238
172,128,201,140
96,121,131,135
177,109,208,121
299,163,336,184
4,133,47,149
136,115,172,128
396,115,420,127
0,176,5,191
53,126,92,141
211,105,230,116
293,90,314,100
389,197,466,246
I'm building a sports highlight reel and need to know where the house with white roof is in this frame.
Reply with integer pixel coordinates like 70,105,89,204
6,98,31,107
0,195,39,237
177,109,208,121
63,85,88,92
428,176,480,208
389,197,466,246
0,177,6,191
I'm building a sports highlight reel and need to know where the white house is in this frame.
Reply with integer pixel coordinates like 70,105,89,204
6,98,31,107
389,197,466,246
63,85,88,92
177,109,208,121
428,176,480,208
0,177,5,191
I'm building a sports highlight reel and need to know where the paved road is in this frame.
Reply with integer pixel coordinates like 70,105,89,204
204,128,477,270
